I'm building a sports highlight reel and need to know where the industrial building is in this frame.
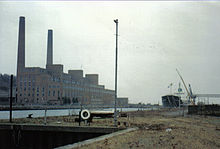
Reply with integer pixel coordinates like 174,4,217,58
0,74,16,105
116,97,129,107
16,16,115,105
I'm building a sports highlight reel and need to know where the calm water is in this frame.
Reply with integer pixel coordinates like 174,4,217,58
0,108,142,119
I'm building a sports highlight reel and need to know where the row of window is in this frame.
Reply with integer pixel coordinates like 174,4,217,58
20,84,113,94
20,93,41,97
20,76,105,91
62,80,102,89
20,75,35,80
20,90,60,97
20,81,35,87
20,81,62,90
19,85,114,95
49,85,60,88
48,90,60,97
63,86,114,94
20,87,44,92
20,82,61,91
19,86,114,97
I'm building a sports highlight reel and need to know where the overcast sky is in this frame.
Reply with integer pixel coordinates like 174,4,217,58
1,1,220,104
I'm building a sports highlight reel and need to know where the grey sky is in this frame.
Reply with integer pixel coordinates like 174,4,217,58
1,1,220,104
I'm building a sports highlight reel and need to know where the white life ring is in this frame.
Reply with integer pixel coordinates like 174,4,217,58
81,109,90,120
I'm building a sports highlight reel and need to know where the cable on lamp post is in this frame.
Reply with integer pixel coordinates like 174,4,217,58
114,19,118,127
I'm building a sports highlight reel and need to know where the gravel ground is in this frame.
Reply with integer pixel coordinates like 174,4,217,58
74,109,220,149
1,108,219,149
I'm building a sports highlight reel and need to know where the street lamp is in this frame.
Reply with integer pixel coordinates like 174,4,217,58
114,19,118,127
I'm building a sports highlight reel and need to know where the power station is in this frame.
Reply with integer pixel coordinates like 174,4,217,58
16,16,115,105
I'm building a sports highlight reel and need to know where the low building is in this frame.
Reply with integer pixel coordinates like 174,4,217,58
0,87,16,105
116,97,129,107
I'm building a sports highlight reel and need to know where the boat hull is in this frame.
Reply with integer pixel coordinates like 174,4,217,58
162,95,182,108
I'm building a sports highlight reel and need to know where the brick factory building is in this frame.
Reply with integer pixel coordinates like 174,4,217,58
16,16,115,106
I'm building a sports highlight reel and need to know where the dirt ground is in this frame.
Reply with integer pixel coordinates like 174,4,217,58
1,109,219,149
75,109,220,149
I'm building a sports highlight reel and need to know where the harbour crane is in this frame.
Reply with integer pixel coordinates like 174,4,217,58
176,69,195,105
176,69,220,105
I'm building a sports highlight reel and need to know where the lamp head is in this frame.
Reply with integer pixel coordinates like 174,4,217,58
114,19,118,23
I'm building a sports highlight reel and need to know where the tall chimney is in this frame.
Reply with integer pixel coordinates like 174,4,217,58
17,16,25,75
47,29,53,65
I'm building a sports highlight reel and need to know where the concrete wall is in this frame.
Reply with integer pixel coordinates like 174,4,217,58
0,124,119,149
188,104,220,116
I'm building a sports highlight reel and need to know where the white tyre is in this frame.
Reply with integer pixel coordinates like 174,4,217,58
81,109,90,120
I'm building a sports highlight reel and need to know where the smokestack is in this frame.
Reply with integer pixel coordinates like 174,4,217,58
47,29,53,65
17,16,25,75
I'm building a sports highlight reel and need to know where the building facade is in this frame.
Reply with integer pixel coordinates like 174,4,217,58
116,97,129,107
16,16,115,106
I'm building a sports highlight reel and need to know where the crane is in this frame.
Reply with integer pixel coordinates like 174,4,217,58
176,69,220,105
176,69,195,105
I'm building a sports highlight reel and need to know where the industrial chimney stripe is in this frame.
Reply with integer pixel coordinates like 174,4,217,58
17,16,25,75
47,29,53,65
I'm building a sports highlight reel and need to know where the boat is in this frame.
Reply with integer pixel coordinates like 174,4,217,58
162,95,183,108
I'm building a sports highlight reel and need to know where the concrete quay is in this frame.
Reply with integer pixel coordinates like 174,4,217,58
0,123,121,149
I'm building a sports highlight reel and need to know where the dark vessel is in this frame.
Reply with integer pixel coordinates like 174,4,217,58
162,95,183,107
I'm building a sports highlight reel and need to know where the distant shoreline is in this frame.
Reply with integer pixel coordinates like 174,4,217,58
0,103,160,111
0,105,136,111
0,105,80,111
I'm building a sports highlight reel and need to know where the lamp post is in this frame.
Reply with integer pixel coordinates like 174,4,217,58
9,75,13,123
114,19,118,127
